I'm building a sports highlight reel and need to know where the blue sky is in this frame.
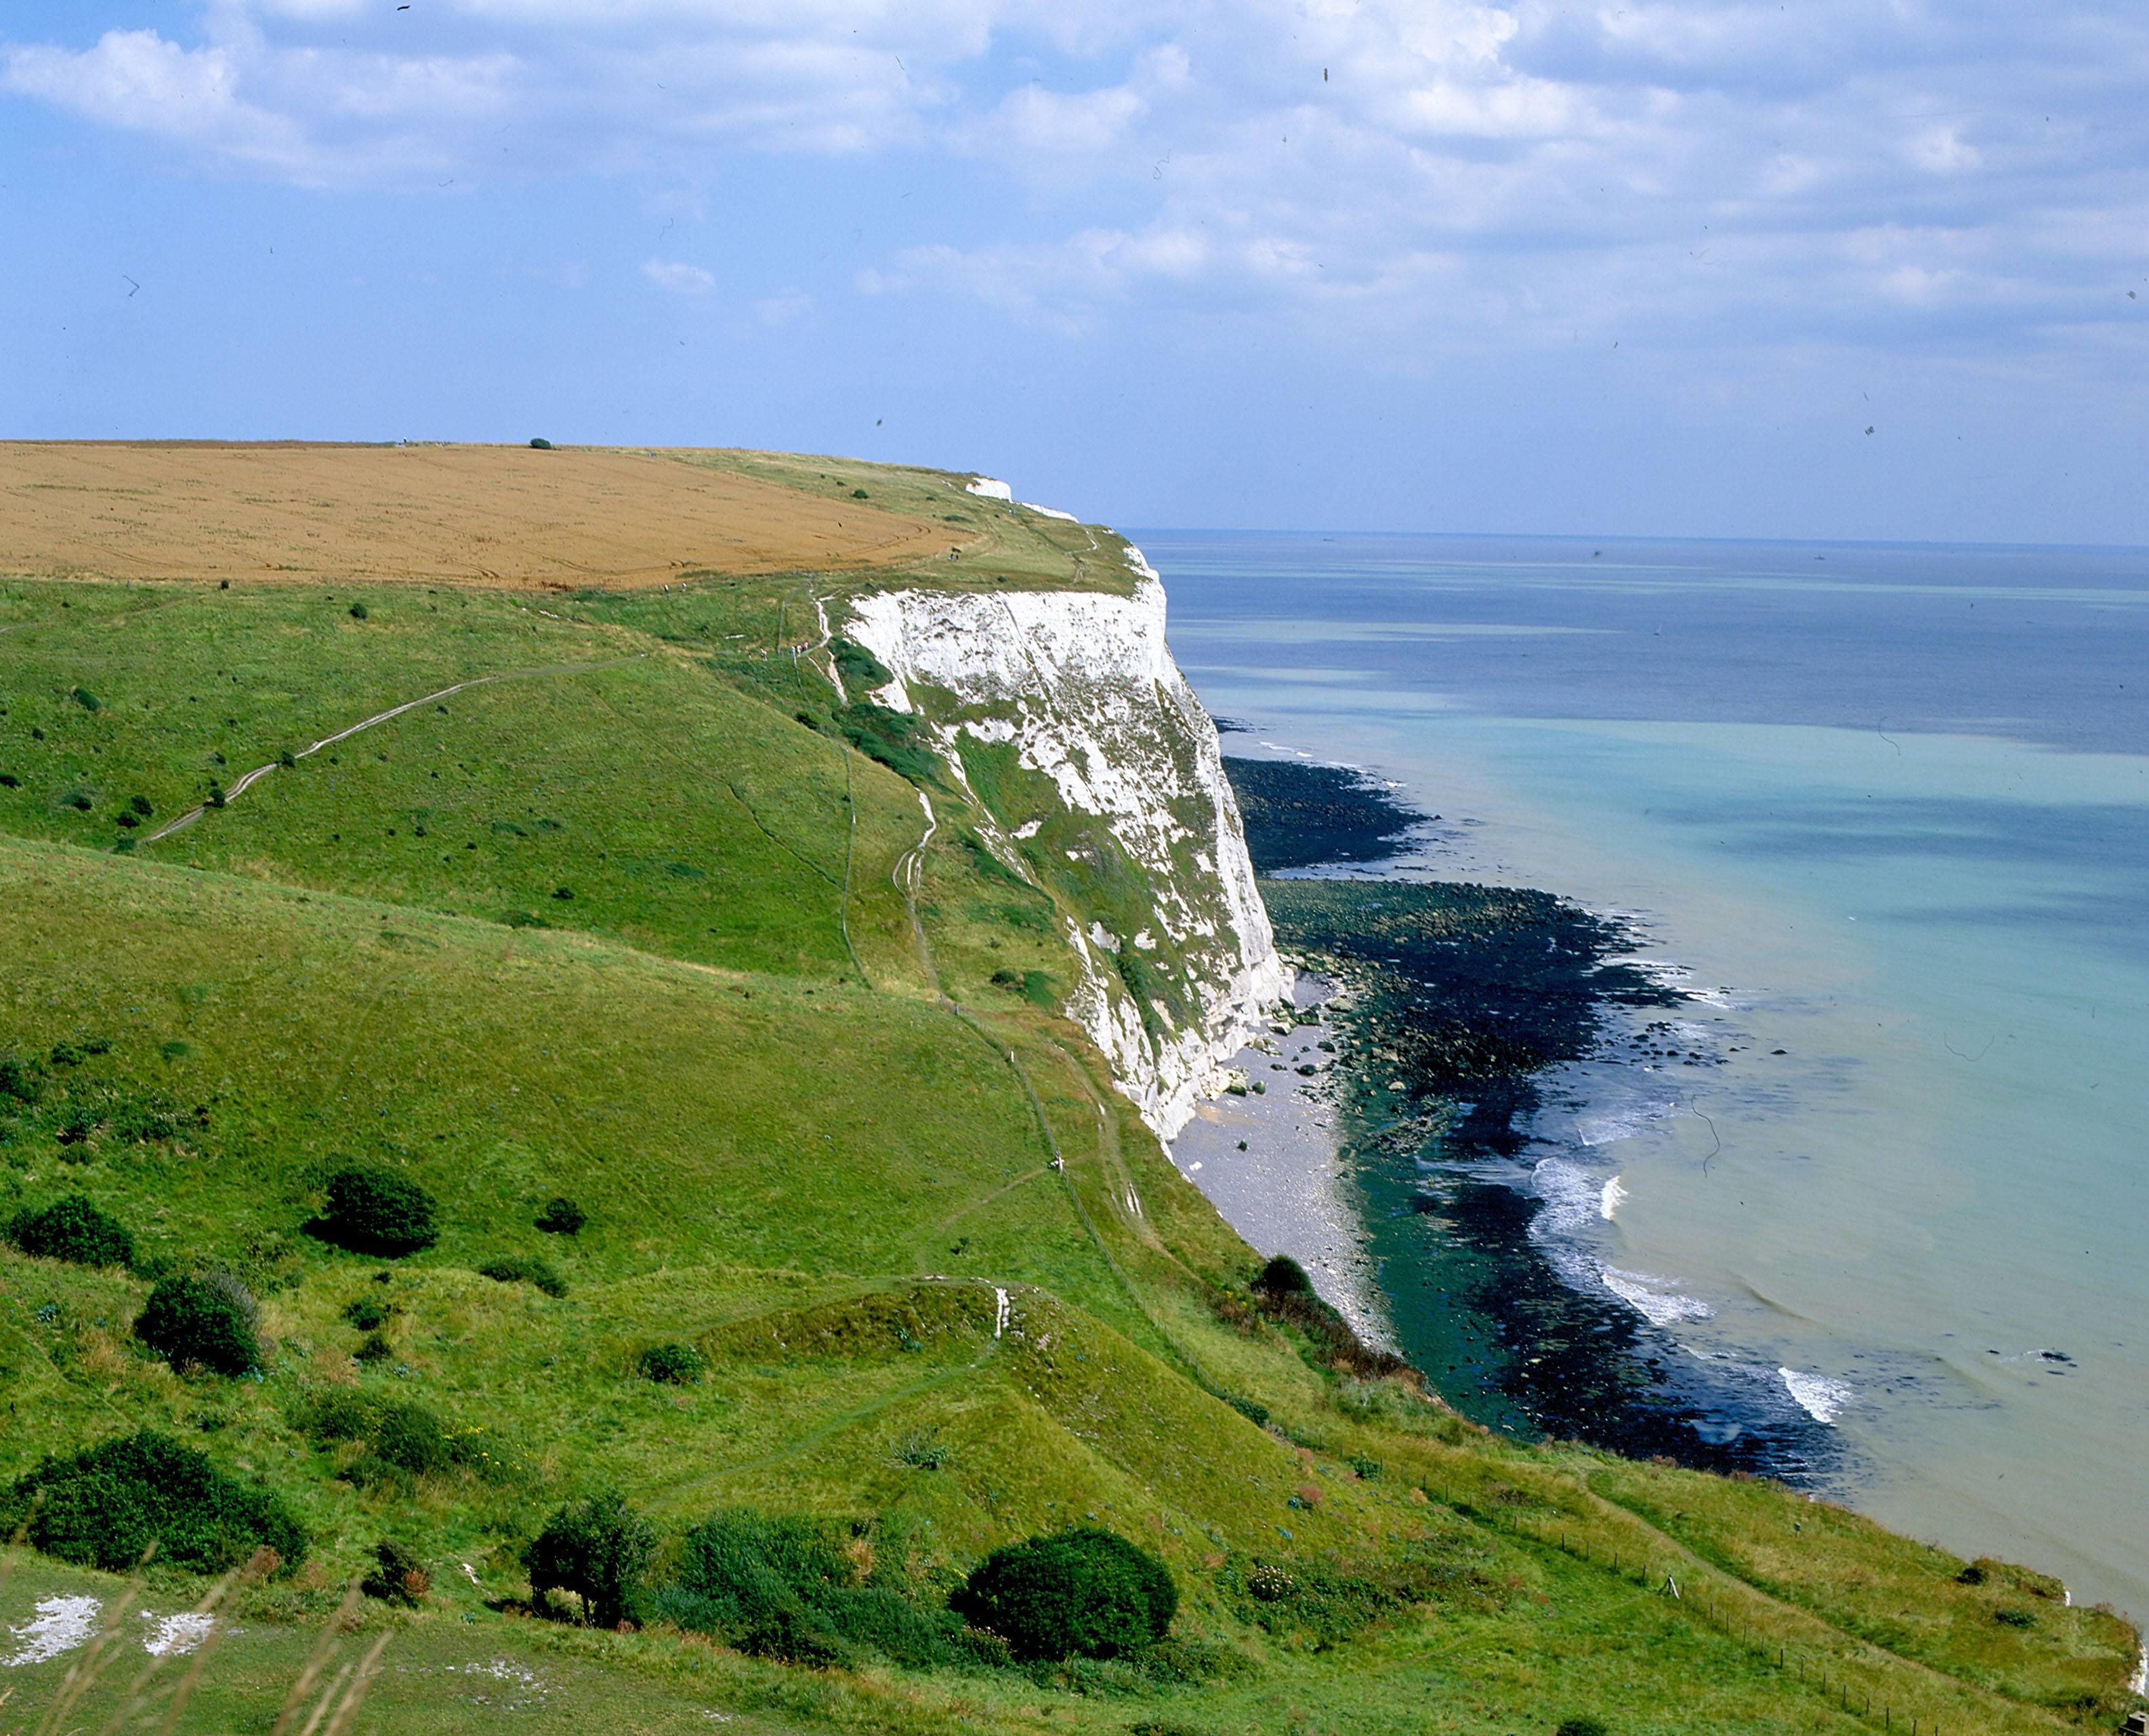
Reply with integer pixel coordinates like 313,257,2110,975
3,0,2146,541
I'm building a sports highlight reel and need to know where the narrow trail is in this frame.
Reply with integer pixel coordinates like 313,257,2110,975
788,583,868,986
138,655,646,846
894,789,940,987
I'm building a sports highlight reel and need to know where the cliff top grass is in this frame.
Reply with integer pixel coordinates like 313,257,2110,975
0,449,2136,1733
0,440,1136,597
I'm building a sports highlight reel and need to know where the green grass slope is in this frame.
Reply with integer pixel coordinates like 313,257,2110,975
0,451,2137,1735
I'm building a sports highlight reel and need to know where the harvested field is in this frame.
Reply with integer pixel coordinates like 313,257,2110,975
0,441,971,590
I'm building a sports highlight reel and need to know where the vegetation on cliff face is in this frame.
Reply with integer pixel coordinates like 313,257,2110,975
0,447,2135,1735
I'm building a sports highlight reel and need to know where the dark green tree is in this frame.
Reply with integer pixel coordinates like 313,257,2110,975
525,1491,654,1628
316,1165,439,1256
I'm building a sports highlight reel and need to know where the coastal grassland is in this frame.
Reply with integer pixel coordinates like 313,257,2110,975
0,852,2135,1731
0,554,2138,1733
665,448,1142,598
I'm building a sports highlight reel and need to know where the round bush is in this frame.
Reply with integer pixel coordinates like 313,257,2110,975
1252,1254,1314,1300
952,1527,1177,1661
638,1342,705,1384
525,1491,654,1628
535,1196,585,1236
134,1275,260,1376
317,1165,438,1256
3,1430,306,1574
8,1195,133,1268
1555,1720,1610,1736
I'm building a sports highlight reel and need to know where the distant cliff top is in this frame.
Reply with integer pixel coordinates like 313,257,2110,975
0,440,1135,597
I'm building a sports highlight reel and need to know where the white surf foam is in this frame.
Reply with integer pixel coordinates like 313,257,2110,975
1778,1367,1854,1424
1574,1098,1680,1147
1530,1157,1603,1245
3,1595,101,1667
1601,1266,1715,1326
1600,1175,1628,1220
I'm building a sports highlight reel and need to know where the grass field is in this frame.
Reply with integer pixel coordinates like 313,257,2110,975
0,445,2137,1734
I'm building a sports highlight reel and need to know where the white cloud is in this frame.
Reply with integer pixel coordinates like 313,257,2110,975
644,258,715,293
3,0,2146,366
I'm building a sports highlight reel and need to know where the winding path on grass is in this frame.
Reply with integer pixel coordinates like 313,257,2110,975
138,655,648,846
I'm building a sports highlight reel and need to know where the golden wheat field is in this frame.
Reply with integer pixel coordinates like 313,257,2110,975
0,441,969,590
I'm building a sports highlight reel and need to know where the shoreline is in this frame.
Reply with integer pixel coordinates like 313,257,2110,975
1167,970,1396,1353
1191,744,1842,1481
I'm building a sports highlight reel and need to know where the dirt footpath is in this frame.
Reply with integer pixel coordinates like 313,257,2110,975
0,442,960,589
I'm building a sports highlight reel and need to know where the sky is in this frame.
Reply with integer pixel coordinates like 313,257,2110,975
3,1,2146,543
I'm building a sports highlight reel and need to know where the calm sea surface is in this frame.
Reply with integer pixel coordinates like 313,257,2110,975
1143,529,2149,1619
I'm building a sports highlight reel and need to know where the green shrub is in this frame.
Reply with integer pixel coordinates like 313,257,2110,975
316,1165,439,1256
529,438,553,450
1253,1254,1314,1299
638,1342,705,1384
7,1195,133,1268
348,602,369,620
1995,1607,2036,1628
343,1295,389,1331
894,1428,948,1470
134,1275,260,1376
952,1528,1177,1661
535,1196,585,1236
70,686,100,712
354,1330,393,1363
2,1431,305,1574
301,1390,507,1485
829,636,893,690
0,1051,44,1104
1556,1720,1610,1736
1222,1394,1270,1429
837,702,941,786
656,1508,971,1670
478,1255,568,1298
526,1491,654,1628
362,1537,430,1606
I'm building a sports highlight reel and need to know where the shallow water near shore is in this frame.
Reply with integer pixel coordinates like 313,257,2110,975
1147,529,2149,1620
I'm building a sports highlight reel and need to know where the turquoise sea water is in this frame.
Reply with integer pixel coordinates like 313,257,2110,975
1146,531,2149,1621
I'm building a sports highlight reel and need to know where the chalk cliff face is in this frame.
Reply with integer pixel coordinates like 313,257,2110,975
843,556,1288,1139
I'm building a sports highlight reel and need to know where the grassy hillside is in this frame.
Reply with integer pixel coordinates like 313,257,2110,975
0,446,2137,1735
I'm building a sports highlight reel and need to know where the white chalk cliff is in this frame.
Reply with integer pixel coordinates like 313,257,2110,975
843,552,1288,1140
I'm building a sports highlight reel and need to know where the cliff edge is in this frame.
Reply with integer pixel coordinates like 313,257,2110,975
843,534,1287,1138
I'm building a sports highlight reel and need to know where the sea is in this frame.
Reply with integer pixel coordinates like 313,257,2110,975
1142,529,2149,1623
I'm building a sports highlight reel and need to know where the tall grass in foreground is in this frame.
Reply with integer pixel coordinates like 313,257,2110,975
0,1529,384,1736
